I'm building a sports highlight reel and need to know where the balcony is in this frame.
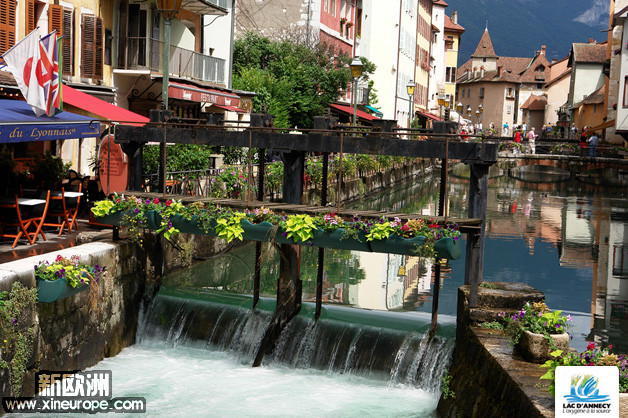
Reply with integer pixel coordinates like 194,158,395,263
121,37,225,85
207,0,229,8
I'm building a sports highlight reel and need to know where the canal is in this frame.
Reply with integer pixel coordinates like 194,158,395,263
87,166,627,416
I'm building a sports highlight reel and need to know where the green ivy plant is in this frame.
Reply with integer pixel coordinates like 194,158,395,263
215,212,245,242
0,282,38,396
441,371,456,400
283,214,316,242
365,219,394,241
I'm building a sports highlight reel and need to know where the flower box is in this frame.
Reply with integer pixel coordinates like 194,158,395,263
515,330,570,363
310,228,371,252
170,214,217,235
95,210,161,230
36,277,89,303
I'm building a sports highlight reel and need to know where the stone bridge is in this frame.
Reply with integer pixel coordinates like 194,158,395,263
497,154,628,185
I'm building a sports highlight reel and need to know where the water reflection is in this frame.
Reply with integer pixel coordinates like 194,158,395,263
165,170,628,353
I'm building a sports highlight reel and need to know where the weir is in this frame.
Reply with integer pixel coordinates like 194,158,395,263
138,287,455,389
112,112,498,366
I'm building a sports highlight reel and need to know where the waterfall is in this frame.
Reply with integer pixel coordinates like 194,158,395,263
138,290,454,391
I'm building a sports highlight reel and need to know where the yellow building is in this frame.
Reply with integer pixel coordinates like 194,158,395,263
444,11,464,114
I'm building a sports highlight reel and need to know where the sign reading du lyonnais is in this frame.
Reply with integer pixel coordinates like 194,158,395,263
0,125,99,143
556,366,619,417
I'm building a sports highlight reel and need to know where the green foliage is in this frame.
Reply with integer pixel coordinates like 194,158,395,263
498,141,525,153
365,218,394,241
480,321,504,330
550,143,578,155
501,301,571,346
441,371,456,400
215,212,245,242
367,79,378,107
283,214,316,242
0,282,38,396
266,161,284,194
142,144,218,176
540,342,628,395
34,255,104,288
30,151,70,189
232,31,375,128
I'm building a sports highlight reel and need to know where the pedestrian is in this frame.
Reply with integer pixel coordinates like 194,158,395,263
514,129,522,143
587,132,599,158
522,123,527,134
527,127,537,154
571,124,577,139
579,133,587,157
503,122,509,136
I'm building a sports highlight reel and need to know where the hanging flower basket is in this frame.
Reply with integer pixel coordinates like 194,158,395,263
37,278,89,303
170,214,217,235
95,210,161,230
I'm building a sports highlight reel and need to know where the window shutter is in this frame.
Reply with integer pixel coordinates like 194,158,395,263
49,5,62,33
94,17,103,78
62,9,74,75
0,0,16,56
81,14,95,78
27,0,36,33
118,0,128,68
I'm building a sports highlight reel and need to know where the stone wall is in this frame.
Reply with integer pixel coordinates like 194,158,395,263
438,283,554,417
0,238,153,398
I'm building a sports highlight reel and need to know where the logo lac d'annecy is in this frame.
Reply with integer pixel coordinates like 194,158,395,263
564,374,610,403
555,366,619,417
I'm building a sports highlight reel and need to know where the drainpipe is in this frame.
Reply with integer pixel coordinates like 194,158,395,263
393,0,402,119
306,0,312,47
228,0,236,89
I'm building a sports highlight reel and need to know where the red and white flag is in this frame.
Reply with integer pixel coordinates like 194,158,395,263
2,30,60,116
39,30,60,116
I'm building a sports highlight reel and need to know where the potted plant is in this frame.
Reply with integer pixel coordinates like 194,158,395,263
29,151,70,190
34,255,104,303
501,301,571,363
540,342,628,401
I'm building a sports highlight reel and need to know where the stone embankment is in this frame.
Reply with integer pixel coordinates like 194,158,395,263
437,282,554,417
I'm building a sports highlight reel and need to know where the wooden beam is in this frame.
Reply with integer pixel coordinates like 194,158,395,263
115,125,498,164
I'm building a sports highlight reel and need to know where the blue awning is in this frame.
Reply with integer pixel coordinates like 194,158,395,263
365,105,383,119
0,100,100,144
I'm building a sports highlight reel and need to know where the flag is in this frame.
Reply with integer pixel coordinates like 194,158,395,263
39,30,60,116
2,30,47,116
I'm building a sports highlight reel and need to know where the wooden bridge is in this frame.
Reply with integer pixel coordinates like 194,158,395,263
111,112,498,366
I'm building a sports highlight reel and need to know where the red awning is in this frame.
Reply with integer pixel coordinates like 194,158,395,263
62,85,149,126
212,104,246,113
418,110,442,122
169,82,240,107
329,103,380,121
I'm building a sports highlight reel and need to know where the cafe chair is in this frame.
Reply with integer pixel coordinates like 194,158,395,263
0,191,50,248
43,184,83,235
64,183,82,233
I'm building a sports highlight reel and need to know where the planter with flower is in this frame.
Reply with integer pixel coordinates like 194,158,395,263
498,141,525,154
34,255,104,303
501,301,571,363
91,197,462,259
539,342,628,397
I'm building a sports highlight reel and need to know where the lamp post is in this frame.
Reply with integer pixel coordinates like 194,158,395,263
156,0,182,111
350,57,363,127
437,94,446,120
457,102,462,125
406,81,415,128
478,103,483,126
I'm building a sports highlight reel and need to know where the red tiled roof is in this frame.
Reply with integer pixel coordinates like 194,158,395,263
433,0,448,6
471,29,498,58
571,43,607,64
520,94,547,110
519,54,551,84
457,56,532,84
444,14,464,32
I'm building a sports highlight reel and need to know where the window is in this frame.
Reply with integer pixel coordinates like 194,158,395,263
482,57,486,62
104,28,111,65
81,14,103,79
330,0,336,16
355,6,362,38
613,245,628,277
48,5,74,75
461,89,465,98
479,87,484,98
594,104,597,114
624,76,628,108
0,0,16,56
467,88,470,97
445,67,456,83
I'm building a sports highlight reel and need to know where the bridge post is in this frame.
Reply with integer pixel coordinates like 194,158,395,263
121,142,143,192
253,147,305,367
464,163,490,308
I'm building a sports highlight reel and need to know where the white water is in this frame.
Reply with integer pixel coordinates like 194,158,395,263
90,344,439,417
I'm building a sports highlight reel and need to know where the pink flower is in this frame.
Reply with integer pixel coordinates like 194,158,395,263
587,342,596,351
153,198,159,204
166,200,172,206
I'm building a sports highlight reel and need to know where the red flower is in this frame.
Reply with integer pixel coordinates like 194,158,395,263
166,200,172,206
587,342,596,351
401,224,409,231
429,223,439,229
153,198,159,204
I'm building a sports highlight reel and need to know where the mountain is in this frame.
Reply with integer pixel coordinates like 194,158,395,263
445,0,609,65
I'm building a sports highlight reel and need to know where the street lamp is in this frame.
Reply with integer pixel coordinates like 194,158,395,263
350,57,363,127
406,81,415,128
478,103,483,126
156,0,183,111
467,106,472,118
456,102,463,125
437,94,446,120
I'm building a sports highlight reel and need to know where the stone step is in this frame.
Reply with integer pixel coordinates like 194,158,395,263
460,282,544,310
469,306,518,325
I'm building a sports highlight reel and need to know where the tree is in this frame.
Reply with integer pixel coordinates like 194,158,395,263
233,31,375,129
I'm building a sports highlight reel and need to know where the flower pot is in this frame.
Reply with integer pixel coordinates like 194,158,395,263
241,220,277,242
95,210,160,230
311,228,371,252
145,210,161,230
433,237,462,260
96,211,124,226
515,330,570,363
37,278,89,303
170,214,217,235
369,234,427,255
